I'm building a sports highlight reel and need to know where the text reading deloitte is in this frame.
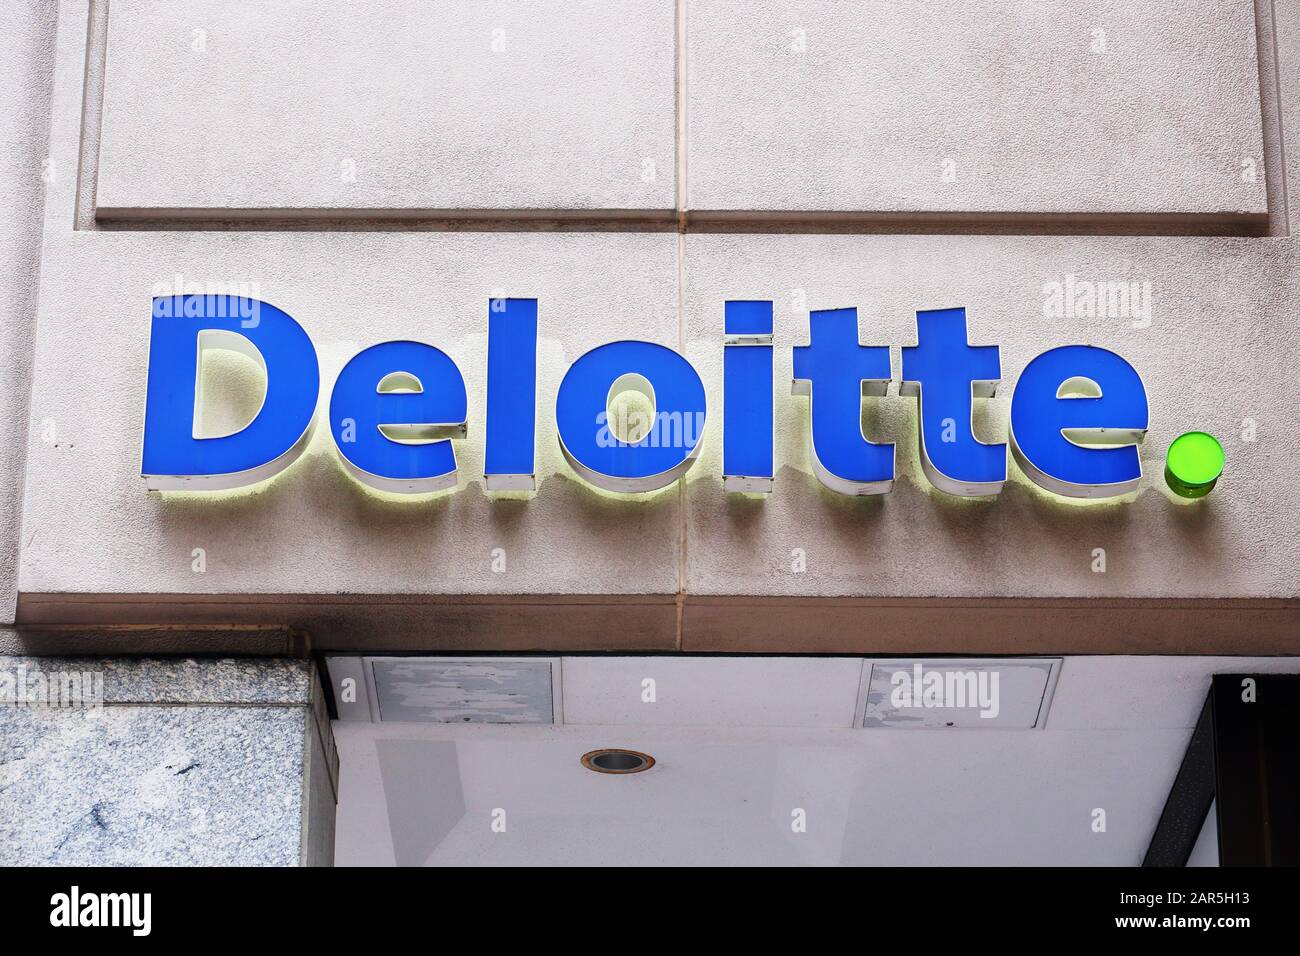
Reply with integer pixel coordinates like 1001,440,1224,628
142,295,1152,500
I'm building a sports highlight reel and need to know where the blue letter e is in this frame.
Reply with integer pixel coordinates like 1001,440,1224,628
1010,345,1149,498
142,295,319,490
329,341,469,494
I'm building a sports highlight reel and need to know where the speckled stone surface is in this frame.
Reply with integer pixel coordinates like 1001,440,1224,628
0,656,336,866
0,705,306,865
0,655,313,703
2,627,302,656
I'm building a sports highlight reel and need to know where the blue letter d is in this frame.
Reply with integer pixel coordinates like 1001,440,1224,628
142,295,319,490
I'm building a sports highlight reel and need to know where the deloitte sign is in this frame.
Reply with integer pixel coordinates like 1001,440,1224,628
142,294,1165,500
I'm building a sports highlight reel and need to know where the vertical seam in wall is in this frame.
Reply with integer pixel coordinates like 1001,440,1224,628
1255,0,1291,236
73,0,108,231
675,0,688,226
1268,0,1291,234
673,0,688,650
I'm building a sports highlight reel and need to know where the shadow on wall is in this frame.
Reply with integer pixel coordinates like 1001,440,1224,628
376,739,466,867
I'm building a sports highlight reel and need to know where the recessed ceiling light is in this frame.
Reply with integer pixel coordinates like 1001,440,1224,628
581,748,655,774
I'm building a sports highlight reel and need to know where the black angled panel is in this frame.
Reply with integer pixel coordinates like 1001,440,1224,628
1212,673,1300,867
1143,692,1215,866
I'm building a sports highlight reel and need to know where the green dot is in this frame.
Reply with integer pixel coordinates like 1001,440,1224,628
1165,431,1224,498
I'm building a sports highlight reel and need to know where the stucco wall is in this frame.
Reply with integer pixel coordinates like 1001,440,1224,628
95,0,678,215
0,0,56,624
16,231,1300,602
685,0,1266,216
6,1,1300,652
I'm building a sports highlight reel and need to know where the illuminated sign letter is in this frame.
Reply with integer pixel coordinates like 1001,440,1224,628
723,300,774,493
900,307,1006,496
555,341,706,493
329,341,468,493
1009,345,1148,498
791,308,893,495
484,298,538,491
142,295,319,490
